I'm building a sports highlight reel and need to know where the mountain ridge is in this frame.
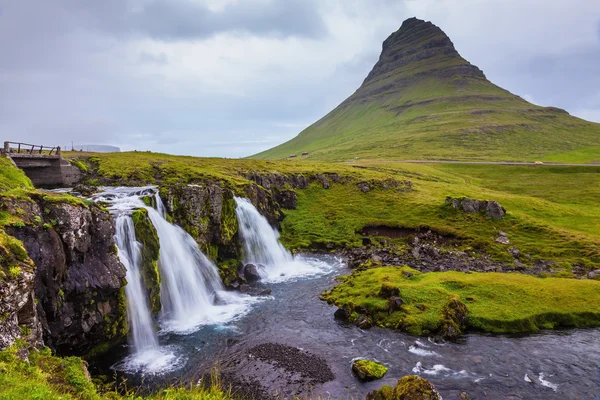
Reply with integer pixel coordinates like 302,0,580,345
253,17,600,162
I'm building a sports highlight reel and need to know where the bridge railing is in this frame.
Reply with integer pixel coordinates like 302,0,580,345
3,141,61,156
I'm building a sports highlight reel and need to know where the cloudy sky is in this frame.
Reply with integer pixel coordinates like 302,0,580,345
1,0,599,157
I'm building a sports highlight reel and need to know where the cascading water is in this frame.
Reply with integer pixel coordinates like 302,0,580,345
114,215,159,353
148,195,253,333
93,187,256,373
234,197,333,282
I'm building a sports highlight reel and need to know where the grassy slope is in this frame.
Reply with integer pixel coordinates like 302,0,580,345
322,266,600,335
254,77,600,162
253,23,600,162
72,152,600,270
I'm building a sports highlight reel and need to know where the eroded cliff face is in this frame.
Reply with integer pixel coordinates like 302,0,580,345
1,196,128,356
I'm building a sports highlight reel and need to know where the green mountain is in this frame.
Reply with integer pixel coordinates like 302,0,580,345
254,17,600,162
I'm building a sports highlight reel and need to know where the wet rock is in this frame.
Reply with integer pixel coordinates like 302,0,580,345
240,284,250,293
244,264,262,282
393,375,441,399
6,199,127,356
438,298,468,339
362,237,372,246
334,307,350,321
355,314,373,329
258,289,272,296
352,359,388,382
366,385,394,400
73,184,98,197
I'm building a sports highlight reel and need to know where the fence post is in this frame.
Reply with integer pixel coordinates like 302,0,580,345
56,146,61,156
3,141,8,155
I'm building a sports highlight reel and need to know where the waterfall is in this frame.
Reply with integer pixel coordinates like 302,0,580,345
93,186,255,373
148,195,250,333
115,215,159,353
234,197,332,282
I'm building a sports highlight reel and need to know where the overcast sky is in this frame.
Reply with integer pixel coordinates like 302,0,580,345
1,0,599,157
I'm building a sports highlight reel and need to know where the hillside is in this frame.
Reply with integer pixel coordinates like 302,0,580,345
254,17,600,162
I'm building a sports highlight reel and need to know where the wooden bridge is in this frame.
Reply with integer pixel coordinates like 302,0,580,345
2,141,82,187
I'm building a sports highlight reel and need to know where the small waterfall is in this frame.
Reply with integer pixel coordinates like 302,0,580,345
147,195,245,333
115,215,159,353
93,186,255,373
234,197,332,282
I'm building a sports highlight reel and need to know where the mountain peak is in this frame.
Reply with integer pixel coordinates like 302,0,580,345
253,18,600,162
363,17,485,87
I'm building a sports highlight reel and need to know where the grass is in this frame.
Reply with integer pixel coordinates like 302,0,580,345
0,344,236,400
66,152,600,271
322,266,600,335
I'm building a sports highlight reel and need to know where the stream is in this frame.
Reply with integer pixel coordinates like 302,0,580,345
90,186,600,399
95,256,600,399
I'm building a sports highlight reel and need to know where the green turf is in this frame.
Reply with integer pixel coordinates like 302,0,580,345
322,266,600,335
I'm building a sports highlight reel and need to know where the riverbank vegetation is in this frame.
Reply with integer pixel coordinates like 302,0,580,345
322,266,600,335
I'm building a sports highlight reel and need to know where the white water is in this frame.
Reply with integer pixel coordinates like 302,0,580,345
234,197,333,282
93,187,256,372
113,209,180,374
149,195,254,333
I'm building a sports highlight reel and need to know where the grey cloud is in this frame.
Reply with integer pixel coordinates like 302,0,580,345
7,0,327,42
139,51,169,65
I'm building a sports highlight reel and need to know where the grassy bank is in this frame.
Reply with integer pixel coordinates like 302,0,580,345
322,266,600,335
0,345,235,400
67,152,600,272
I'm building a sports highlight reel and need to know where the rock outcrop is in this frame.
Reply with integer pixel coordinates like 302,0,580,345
132,208,161,315
446,196,506,220
2,196,127,356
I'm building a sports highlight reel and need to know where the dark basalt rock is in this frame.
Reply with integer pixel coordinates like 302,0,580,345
243,264,262,282
6,199,127,356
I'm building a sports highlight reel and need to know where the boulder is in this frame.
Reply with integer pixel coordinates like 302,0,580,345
367,375,441,400
357,182,371,193
486,201,506,220
394,375,441,399
366,385,394,400
355,314,373,329
588,270,600,280
352,359,388,382
243,264,262,282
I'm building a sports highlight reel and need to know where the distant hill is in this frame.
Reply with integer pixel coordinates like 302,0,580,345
72,145,120,153
254,17,600,162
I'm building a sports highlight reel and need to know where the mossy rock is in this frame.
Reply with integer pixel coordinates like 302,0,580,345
394,375,441,399
366,385,394,400
352,359,388,382
132,208,161,315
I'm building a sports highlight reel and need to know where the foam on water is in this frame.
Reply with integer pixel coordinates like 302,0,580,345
234,197,337,283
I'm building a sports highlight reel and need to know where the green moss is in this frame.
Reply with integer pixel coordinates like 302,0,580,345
393,375,440,400
105,288,128,341
219,197,239,243
132,208,161,315
322,266,600,335
8,266,20,279
69,159,89,173
216,259,240,286
352,359,388,381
